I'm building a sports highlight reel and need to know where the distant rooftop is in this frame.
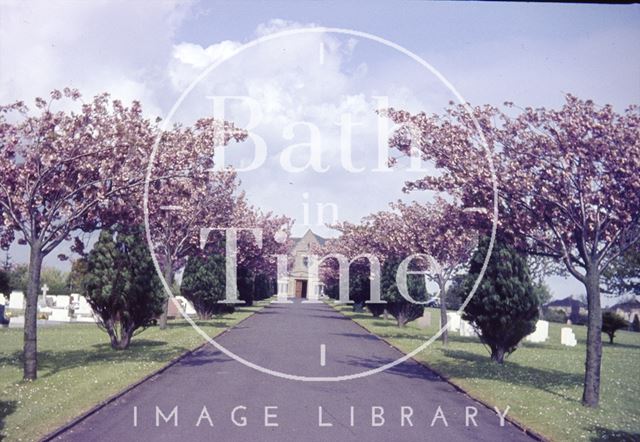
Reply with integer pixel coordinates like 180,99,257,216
290,229,326,246
610,297,640,311
545,296,587,308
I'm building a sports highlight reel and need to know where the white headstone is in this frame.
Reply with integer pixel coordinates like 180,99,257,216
9,291,25,310
76,296,93,316
443,311,461,332
0,294,6,306
8,315,24,328
525,320,549,343
70,295,97,323
55,295,70,309
459,319,478,337
561,327,577,347
49,308,71,322
174,296,196,316
37,295,47,309
41,284,49,297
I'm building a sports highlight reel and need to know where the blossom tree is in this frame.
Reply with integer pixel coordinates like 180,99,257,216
0,89,247,379
383,95,640,407
146,119,247,328
149,170,243,328
324,208,430,325
193,193,293,306
326,199,476,337
390,199,477,345
231,199,292,304
322,212,398,307
0,90,155,380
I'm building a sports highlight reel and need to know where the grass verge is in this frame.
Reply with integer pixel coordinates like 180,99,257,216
0,302,265,441
332,304,640,442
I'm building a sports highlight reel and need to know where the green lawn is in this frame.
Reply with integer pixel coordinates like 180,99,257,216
0,302,265,442
332,305,640,442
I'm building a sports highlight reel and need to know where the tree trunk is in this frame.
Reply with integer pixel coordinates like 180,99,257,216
607,333,614,345
107,321,133,350
582,267,602,407
106,320,119,349
439,283,448,346
158,259,174,330
23,244,44,380
251,276,256,302
396,311,407,327
490,346,505,364
197,311,212,321
114,326,133,350
110,331,132,350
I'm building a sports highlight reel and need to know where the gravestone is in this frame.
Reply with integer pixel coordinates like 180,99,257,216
525,320,549,343
560,327,577,347
74,296,97,323
76,296,92,315
9,291,24,310
459,319,478,337
37,295,48,310
168,296,198,318
54,295,70,309
416,310,432,329
176,296,197,316
442,311,461,332
36,284,50,311
0,294,6,305
8,315,24,328
49,308,70,322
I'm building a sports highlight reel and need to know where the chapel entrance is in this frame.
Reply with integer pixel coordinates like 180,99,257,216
295,279,308,298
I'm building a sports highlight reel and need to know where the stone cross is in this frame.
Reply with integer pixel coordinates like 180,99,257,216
41,284,49,297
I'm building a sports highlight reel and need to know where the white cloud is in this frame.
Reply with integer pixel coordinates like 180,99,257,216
254,18,317,37
0,0,194,269
163,19,439,244
173,40,241,68
0,0,192,116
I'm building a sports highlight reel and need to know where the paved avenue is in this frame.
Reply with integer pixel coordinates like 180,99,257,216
52,301,535,442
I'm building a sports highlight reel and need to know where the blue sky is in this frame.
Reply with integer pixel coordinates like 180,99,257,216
173,1,639,108
1,0,639,301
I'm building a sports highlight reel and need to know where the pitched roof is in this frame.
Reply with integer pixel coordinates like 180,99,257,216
291,229,326,247
545,296,587,308
311,231,326,246
610,298,640,311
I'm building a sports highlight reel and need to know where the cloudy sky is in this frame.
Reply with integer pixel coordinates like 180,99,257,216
1,0,639,301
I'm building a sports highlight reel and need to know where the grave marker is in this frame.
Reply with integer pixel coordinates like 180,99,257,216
561,327,577,347
9,291,24,310
525,320,549,343
459,319,478,337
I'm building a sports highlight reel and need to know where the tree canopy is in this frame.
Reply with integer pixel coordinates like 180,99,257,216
383,95,639,406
